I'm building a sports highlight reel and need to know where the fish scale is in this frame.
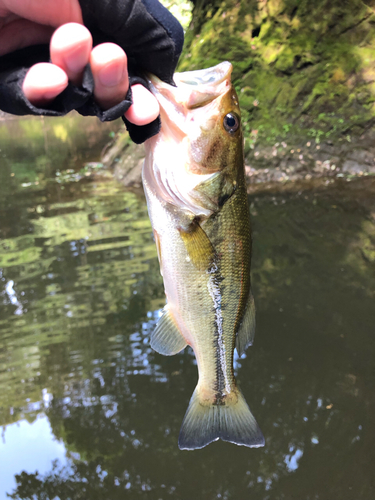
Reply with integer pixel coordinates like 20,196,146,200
143,62,264,450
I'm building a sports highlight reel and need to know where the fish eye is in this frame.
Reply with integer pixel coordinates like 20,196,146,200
223,113,240,134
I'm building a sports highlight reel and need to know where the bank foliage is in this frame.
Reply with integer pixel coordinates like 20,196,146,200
180,0,375,147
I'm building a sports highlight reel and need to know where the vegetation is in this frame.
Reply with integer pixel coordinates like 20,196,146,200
180,0,375,151
160,0,193,30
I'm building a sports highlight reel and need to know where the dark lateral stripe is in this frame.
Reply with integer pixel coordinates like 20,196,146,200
207,262,229,401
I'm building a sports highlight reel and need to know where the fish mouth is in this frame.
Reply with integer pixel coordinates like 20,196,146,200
146,62,233,137
173,61,232,89
144,63,236,218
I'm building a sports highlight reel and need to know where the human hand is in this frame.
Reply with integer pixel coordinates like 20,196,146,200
0,0,159,126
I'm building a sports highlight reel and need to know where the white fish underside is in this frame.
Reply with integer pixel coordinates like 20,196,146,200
143,163,232,395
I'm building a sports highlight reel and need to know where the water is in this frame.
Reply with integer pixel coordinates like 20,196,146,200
0,115,374,500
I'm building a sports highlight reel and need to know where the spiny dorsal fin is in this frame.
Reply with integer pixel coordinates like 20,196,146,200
236,289,256,357
178,220,215,271
151,307,187,356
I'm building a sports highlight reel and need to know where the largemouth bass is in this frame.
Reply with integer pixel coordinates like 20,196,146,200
143,62,264,450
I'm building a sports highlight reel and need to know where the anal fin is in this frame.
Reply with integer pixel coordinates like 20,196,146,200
236,289,256,357
151,307,187,356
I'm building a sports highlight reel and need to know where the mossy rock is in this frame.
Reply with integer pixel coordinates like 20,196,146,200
181,0,375,148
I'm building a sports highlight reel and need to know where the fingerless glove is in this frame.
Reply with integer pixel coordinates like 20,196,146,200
0,0,184,143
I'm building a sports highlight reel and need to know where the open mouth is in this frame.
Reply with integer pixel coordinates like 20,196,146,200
147,62,233,108
146,62,233,137
173,62,232,88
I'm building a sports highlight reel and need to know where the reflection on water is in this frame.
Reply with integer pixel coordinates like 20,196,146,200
1,415,69,496
0,115,374,500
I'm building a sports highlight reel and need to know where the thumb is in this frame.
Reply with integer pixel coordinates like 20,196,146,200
1,0,82,27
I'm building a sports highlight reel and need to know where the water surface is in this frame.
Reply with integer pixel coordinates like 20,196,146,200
0,115,374,500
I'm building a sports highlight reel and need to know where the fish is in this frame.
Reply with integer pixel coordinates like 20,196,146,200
143,62,264,450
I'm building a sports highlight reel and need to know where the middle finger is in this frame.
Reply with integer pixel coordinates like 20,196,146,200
90,42,129,111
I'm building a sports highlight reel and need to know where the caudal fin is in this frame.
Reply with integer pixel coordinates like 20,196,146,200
178,388,265,450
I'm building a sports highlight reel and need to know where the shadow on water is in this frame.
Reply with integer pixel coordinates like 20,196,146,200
0,115,374,499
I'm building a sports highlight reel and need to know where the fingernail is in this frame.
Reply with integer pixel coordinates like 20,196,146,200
98,62,125,87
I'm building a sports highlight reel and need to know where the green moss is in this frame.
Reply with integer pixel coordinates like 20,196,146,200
180,0,375,146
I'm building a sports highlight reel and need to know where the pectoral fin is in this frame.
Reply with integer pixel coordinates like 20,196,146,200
178,220,215,271
236,290,256,357
151,307,187,356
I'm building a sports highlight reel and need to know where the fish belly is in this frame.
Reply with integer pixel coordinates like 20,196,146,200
143,165,264,450
144,182,223,397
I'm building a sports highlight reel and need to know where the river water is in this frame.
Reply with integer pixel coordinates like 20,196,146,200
0,115,374,500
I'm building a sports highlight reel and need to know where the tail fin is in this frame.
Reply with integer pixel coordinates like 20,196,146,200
178,388,265,450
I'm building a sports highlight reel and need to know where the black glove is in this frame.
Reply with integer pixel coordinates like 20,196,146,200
0,0,184,144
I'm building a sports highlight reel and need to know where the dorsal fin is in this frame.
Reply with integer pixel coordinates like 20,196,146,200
236,290,256,357
151,307,187,356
